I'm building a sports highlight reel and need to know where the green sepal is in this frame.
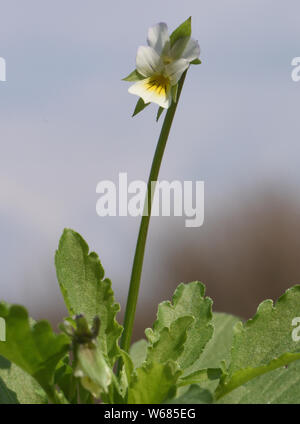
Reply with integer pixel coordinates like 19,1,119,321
170,17,192,47
123,69,145,82
156,106,165,122
132,97,150,117
74,343,113,398
190,58,201,65
172,84,178,103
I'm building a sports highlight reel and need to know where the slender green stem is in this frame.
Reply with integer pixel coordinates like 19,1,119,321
120,71,188,355
44,385,63,404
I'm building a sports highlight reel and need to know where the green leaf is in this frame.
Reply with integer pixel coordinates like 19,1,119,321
170,17,192,48
156,106,164,122
132,97,150,117
129,339,147,368
190,59,202,65
123,69,144,82
0,304,69,399
192,312,240,371
178,368,221,387
0,378,18,404
55,229,122,366
116,350,134,402
216,286,300,399
146,316,194,364
0,356,47,404
128,361,181,404
183,312,240,401
148,282,213,371
55,360,76,403
54,358,91,404
165,385,213,404
217,351,300,400
217,359,300,404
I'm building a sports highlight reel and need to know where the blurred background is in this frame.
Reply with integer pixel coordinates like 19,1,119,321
1,0,300,341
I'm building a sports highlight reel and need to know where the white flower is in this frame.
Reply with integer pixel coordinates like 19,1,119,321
128,22,200,109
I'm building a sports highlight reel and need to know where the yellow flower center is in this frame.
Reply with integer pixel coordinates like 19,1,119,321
145,74,170,97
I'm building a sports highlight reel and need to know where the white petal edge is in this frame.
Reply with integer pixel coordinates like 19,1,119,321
169,37,190,61
147,23,169,55
136,46,162,78
165,59,189,85
182,38,200,62
128,79,172,109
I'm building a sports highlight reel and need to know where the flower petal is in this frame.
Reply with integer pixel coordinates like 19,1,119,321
147,23,170,55
128,78,172,109
136,46,162,77
165,59,189,85
182,38,200,62
169,36,190,61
